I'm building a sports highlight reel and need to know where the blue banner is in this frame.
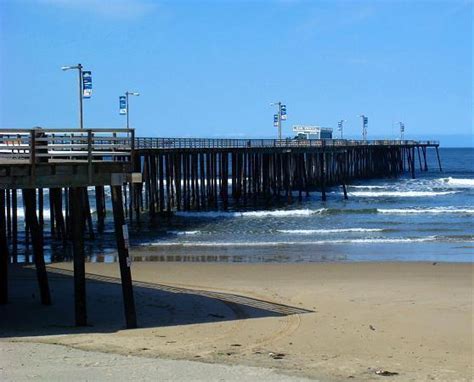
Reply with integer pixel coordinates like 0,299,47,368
119,96,127,115
82,71,92,98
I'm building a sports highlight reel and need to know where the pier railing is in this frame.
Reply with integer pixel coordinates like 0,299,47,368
0,128,134,163
0,129,439,162
134,137,439,150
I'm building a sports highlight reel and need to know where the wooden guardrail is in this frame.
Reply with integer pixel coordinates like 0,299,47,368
0,129,439,160
0,128,134,163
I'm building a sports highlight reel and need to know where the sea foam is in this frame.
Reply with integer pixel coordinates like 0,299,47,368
439,177,474,187
378,207,474,215
145,236,439,247
349,191,458,197
277,228,384,234
167,230,201,236
175,209,327,218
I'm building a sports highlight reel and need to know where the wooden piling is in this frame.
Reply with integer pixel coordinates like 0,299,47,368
320,152,327,201
0,190,8,304
6,189,11,240
11,189,17,261
22,188,51,305
69,187,87,326
111,185,137,329
435,147,443,172
95,186,106,233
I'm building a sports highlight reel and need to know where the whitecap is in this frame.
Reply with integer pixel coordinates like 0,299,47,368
167,230,201,236
438,177,474,187
175,209,327,218
378,208,474,215
143,236,439,247
277,228,384,234
349,185,389,189
349,191,458,197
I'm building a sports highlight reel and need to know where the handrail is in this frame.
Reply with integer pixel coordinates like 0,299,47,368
0,129,440,162
0,129,134,168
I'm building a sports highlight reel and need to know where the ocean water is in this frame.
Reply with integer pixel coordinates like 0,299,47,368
12,148,474,263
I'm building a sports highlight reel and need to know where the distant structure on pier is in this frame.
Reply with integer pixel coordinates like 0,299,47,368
292,125,333,140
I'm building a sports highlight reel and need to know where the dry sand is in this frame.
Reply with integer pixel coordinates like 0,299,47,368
1,261,472,381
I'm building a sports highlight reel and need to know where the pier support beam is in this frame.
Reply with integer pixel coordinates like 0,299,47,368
435,147,443,172
69,187,87,326
22,188,51,305
0,190,8,304
320,153,327,201
111,184,137,329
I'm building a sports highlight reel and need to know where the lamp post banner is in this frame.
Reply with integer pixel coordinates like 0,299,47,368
119,96,127,115
82,71,92,98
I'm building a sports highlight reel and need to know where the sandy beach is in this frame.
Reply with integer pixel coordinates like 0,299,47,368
1,261,472,381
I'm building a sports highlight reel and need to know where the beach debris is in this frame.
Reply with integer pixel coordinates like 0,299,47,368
230,344,241,347
374,369,399,376
369,325,376,331
208,313,225,319
269,352,286,360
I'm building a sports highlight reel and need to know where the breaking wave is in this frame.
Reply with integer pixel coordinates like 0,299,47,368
277,228,384,234
378,207,474,215
167,230,201,236
145,236,441,247
349,191,458,197
438,177,474,187
175,209,328,218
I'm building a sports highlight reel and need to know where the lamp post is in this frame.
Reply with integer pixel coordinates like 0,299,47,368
125,91,140,129
359,114,368,140
271,102,286,140
61,64,84,129
337,120,345,139
399,122,405,140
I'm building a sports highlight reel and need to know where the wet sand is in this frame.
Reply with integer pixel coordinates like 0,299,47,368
1,261,472,381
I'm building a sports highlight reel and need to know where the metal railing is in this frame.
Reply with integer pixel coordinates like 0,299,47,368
0,128,134,163
134,137,439,150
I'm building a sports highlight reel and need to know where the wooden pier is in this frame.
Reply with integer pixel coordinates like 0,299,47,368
0,128,441,328
132,137,440,215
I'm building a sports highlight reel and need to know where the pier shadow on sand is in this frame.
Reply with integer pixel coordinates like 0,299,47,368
0,265,312,338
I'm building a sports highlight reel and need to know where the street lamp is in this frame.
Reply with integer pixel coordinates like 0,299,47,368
337,120,346,139
124,91,140,130
358,114,368,140
399,122,405,140
62,64,84,129
270,102,286,140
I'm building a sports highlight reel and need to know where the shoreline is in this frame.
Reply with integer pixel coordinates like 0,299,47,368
1,261,472,381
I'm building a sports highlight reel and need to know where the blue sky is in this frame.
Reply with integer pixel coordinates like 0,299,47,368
0,0,472,146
